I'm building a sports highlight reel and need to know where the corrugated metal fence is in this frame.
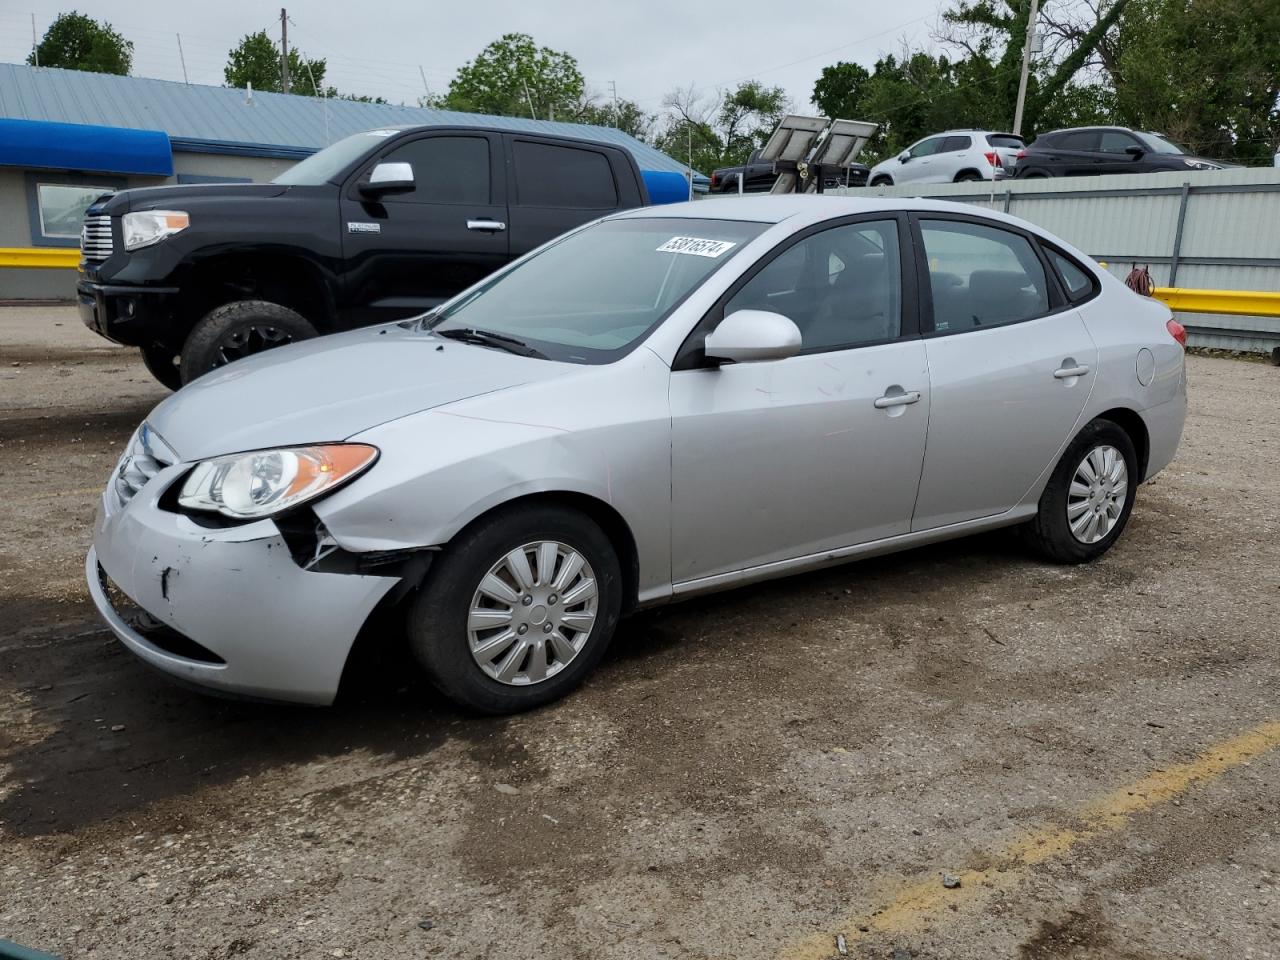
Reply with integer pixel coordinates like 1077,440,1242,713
834,168,1280,354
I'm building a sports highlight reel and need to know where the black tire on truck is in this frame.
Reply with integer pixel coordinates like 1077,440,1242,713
179,300,317,385
139,343,183,390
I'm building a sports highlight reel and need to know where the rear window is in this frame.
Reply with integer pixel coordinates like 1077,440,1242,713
514,141,619,209
986,134,1024,148
941,135,972,152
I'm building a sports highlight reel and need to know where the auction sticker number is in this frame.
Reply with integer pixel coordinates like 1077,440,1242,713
656,237,737,258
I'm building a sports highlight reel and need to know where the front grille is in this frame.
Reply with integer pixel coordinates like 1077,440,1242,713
81,215,114,261
108,424,176,512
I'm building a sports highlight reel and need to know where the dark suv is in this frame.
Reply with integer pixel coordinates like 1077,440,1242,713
1014,126,1234,178
77,125,677,387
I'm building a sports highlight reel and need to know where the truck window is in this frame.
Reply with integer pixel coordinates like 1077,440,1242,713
513,141,619,209
379,136,490,205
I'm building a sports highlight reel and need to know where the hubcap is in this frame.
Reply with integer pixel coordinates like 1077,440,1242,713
467,540,598,686
213,324,294,368
1067,444,1129,544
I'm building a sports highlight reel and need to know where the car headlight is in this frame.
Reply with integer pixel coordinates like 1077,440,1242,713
177,444,378,519
122,210,190,251
1182,159,1220,171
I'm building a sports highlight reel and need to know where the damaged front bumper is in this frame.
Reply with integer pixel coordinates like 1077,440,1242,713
87,461,400,705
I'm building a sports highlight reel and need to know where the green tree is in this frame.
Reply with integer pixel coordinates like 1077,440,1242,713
439,33,585,120
575,99,657,142
1111,0,1280,163
224,30,328,97
655,80,790,173
28,11,132,75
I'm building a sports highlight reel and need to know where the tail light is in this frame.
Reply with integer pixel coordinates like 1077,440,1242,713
710,173,720,187
1167,318,1187,348
984,151,1001,167
1016,149,1027,160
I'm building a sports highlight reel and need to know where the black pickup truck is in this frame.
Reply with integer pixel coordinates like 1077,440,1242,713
708,148,870,193
78,125,676,387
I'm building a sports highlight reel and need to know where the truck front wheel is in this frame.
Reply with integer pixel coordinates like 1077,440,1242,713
180,300,317,384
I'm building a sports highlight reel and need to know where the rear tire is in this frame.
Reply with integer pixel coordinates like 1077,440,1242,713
1020,169,1051,179
139,343,182,390
179,300,317,384
955,171,983,182
1023,419,1138,564
407,504,623,714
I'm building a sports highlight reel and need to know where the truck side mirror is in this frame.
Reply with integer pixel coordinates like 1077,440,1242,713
359,161,415,198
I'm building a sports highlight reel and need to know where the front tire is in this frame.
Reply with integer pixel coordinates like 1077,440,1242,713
407,505,623,714
179,300,316,384
870,175,894,187
1023,420,1139,564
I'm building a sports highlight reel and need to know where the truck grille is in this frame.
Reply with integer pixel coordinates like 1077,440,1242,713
109,424,177,513
81,215,114,261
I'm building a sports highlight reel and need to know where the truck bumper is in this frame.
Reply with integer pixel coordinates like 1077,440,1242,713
77,280,179,347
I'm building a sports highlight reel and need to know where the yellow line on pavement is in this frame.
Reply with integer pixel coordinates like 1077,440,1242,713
777,719,1280,960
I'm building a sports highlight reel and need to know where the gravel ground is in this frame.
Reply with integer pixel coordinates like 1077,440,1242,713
1,305,1277,960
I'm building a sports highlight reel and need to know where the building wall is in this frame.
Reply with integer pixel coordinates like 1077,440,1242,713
0,151,296,300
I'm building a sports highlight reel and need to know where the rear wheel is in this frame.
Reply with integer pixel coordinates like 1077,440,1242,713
1023,420,1138,564
1021,169,1051,179
139,342,182,390
955,171,983,182
179,300,317,384
407,505,623,714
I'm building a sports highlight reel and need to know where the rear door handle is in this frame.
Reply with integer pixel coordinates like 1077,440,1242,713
873,390,922,409
467,219,506,232
1054,364,1090,379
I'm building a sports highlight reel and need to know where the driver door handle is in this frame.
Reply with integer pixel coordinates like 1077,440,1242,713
467,219,506,232
873,390,922,409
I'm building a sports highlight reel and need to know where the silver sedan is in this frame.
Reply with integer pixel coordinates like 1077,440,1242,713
88,196,1187,713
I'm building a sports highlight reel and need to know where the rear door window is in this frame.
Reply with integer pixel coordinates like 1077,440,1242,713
1057,130,1100,151
513,141,619,209
919,219,1050,332
377,136,490,204
941,135,972,152
1046,249,1096,301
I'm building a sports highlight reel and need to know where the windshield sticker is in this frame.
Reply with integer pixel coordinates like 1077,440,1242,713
364,129,399,138
656,236,737,258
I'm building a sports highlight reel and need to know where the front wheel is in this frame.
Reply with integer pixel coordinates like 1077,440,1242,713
870,176,894,187
179,300,317,384
407,505,623,713
1023,420,1139,564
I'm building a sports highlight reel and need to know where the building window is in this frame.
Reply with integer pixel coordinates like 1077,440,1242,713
24,174,123,247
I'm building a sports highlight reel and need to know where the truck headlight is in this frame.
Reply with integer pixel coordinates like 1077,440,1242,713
177,444,378,519
122,210,190,251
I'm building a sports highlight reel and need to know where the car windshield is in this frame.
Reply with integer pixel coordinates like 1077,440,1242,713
426,217,768,363
273,129,401,185
1139,132,1191,155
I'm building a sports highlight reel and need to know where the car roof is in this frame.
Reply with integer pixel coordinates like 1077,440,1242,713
611,194,1035,228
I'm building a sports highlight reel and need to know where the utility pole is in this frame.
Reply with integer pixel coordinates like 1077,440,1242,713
31,13,39,67
176,34,189,84
280,8,290,94
1012,0,1040,136
609,80,618,128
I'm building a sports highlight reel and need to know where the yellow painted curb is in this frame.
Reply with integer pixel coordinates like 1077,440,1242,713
0,248,80,269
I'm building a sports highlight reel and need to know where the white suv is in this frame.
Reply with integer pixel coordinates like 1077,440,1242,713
868,130,1024,186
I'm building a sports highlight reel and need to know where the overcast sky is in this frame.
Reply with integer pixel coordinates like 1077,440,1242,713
2,0,943,120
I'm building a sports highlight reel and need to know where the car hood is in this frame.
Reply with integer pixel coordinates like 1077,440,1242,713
146,324,574,462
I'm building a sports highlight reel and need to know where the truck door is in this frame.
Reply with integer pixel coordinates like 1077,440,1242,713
503,136,640,259
339,131,508,327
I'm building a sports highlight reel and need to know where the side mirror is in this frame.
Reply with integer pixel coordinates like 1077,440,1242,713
359,161,415,197
704,309,802,364
898,151,911,162
1124,145,1145,159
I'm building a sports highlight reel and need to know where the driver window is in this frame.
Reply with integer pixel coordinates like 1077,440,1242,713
723,220,902,352
1098,131,1140,153
910,138,944,158
375,136,490,204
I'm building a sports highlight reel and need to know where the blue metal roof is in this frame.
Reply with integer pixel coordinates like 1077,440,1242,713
0,117,173,175
0,63,707,184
